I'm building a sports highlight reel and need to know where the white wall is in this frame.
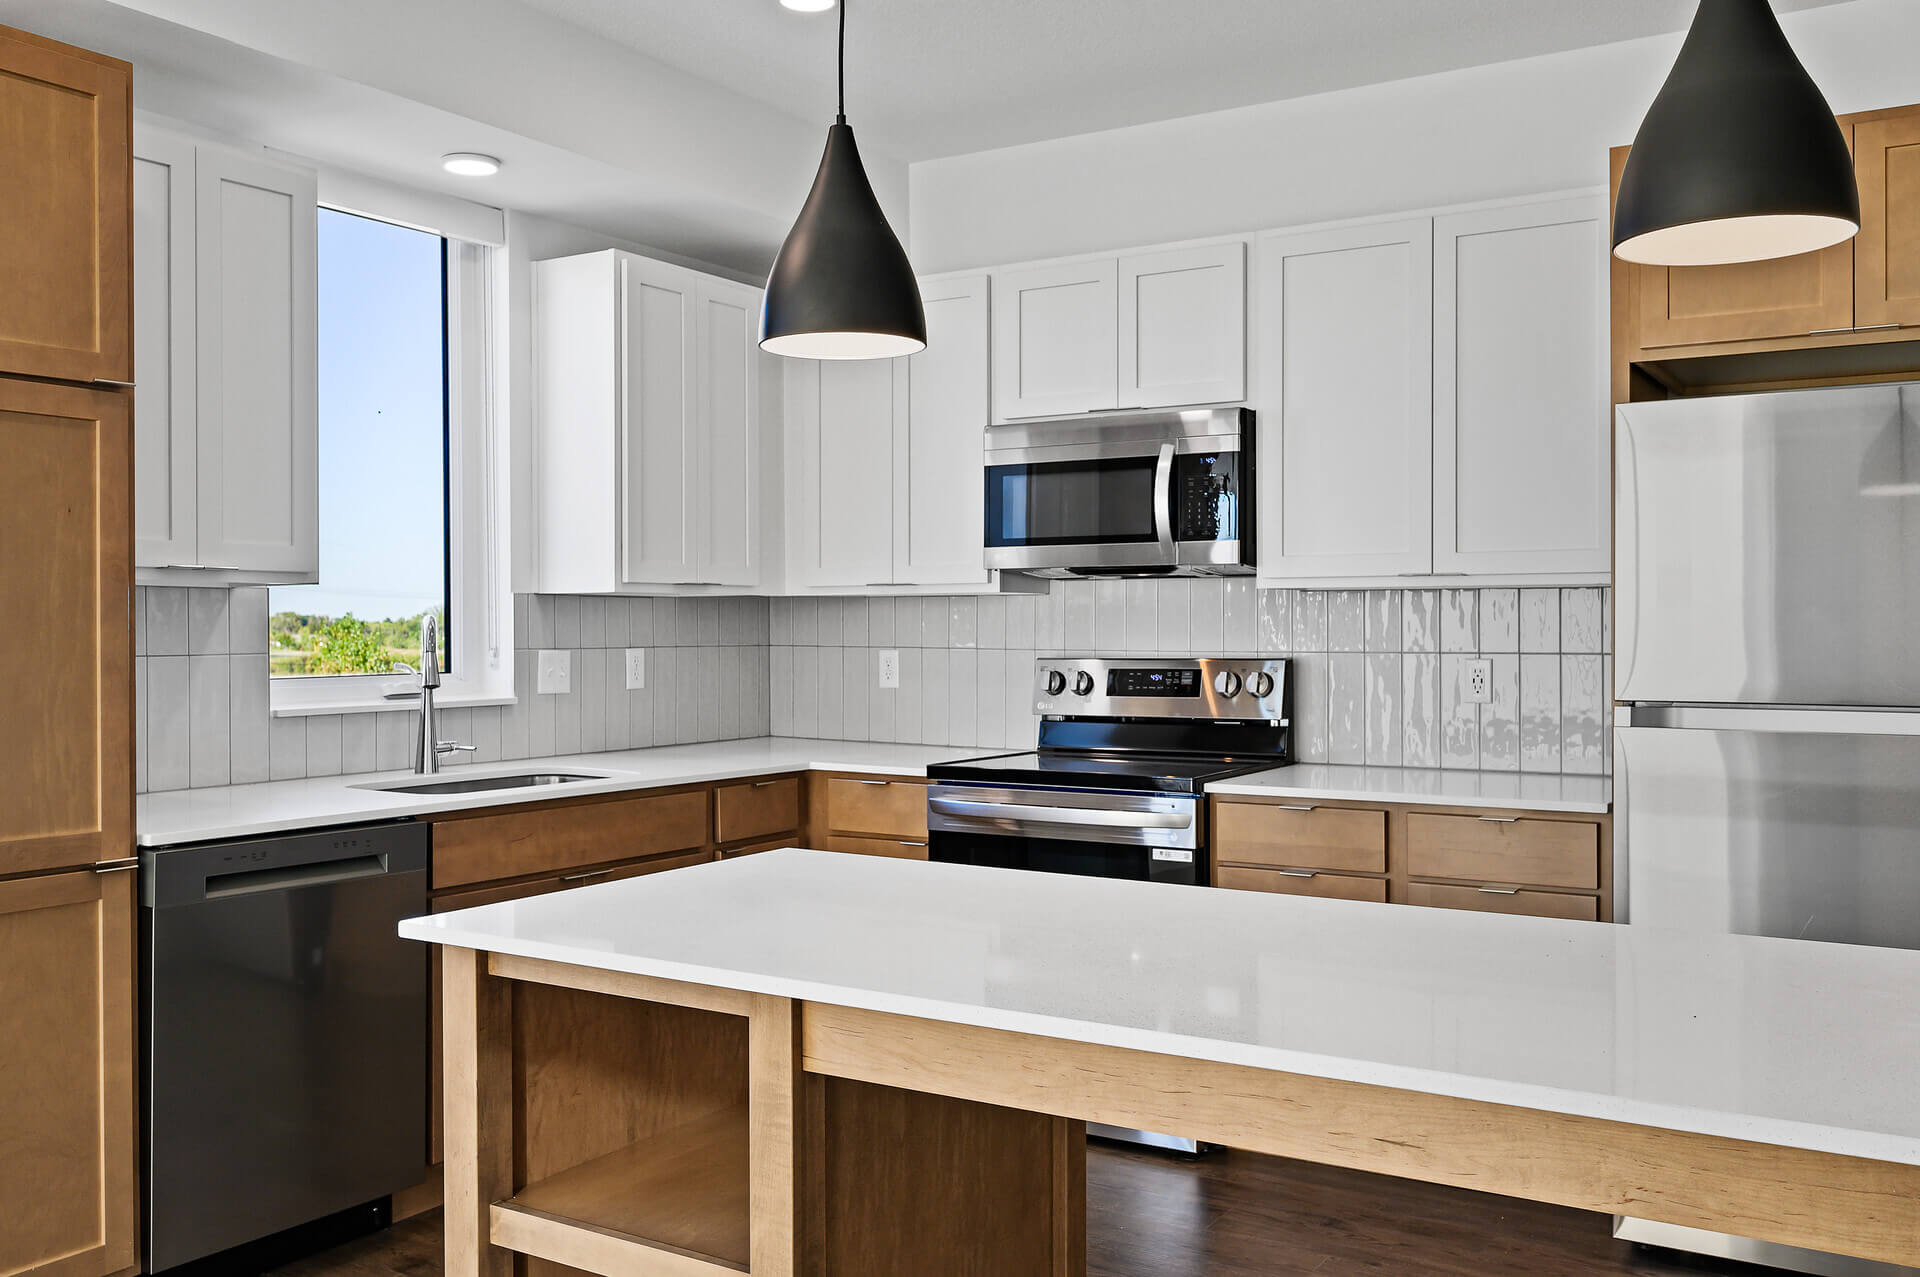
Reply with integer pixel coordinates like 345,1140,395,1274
908,0,1920,271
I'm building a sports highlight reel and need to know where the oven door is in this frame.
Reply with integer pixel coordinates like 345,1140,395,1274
926,784,1202,885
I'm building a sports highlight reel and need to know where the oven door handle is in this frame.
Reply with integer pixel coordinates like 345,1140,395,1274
929,797,1193,830
1152,441,1177,560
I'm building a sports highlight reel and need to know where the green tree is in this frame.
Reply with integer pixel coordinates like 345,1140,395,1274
310,614,392,675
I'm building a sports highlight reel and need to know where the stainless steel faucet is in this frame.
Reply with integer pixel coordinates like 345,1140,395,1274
414,613,474,774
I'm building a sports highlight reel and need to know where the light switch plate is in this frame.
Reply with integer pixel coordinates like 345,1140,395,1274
877,648,900,689
537,649,571,695
625,647,647,690
1465,658,1492,704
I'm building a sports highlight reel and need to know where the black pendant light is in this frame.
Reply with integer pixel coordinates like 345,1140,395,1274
761,0,926,359
1613,0,1858,267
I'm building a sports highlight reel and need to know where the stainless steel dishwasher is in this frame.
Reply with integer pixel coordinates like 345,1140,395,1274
143,822,429,1272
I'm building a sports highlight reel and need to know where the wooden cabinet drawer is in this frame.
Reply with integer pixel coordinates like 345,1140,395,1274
1407,882,1598,922
428,788,710,889
1217,865,1387,904
715,777,801,845
1405,813,1598,890
1214,802,1387,873
825,778,929,839
824,834,929,861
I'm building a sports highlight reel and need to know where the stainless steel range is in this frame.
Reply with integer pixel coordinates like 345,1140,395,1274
928,656,1289,889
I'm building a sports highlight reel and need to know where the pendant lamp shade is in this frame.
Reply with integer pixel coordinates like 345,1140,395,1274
761,0,925,360
761,122,926,359
1613,0,1858,267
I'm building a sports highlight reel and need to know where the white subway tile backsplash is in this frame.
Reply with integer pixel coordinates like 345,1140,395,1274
1006,595,1037,651
579,596,606,648
268,715,305,781
1258,589,1290,654
135,658,148,793
977,595,1008,650
839,647,870,742
1327,654,1366,764
949,597,979,650
1155,581,1190,654
868,597,895,647
696,647,721,740
1401,589,1437,654
1364,590,1399,654
378,709,414,771
1292,654,1330,762
341,713,377,775
1440,588,1477,653
1222,580,1257,653
188,655,230,788
553,595,581,647
229,656,270,785
1520,589,1560,653
1481,654,1520,772
1440,654,1479,770
1092,580,1125,652
1562,587,1604,654
188,591,230,656
816,644,845,739
922,647,952,743
147,588,189,657
305,715,343,778
1293,590,1329,653
231,588,270,653
1124,580,1156,654
1519,653,1561,771
896,646,924,742
1402,653,1440,768
1563,654,1606,775
841,597,870,647
1364,653,1403,765
977,649,1008,746
1185,580,1224,653
950,648,980,746
1328,590,1366,653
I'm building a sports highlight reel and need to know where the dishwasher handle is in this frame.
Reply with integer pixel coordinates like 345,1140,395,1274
203,855,393,900
145,822,429,909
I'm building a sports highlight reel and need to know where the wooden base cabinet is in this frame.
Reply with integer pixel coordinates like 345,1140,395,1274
0,867,137,1277
806,774,930,859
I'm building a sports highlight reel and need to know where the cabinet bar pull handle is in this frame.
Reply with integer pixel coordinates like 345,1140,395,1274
92,378,136,388
1276,803,1318,812
94,858,140,874
899,840,927,848
1477,886,1520,895
1277,868,1319,878
858,779,889,786
561,870,610,883
1478,816,1519,823
1809,323,1903,335
753,780,781,788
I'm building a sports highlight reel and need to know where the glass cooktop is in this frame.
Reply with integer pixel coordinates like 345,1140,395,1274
928,750,1274,795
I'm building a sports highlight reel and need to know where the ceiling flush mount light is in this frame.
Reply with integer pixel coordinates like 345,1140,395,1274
760,0,925,360
441,152,501,177
1613,0,1858,267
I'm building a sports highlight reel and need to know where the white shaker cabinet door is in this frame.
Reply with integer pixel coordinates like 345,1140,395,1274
1434,195,1609,577
787,357,897,588
693,277,762,588
1118,242,1246,409
618,255,700,586
1255,218,1434,581
192,145,317,578
896,274,991,587
991,258,1118,421
132,125,197,569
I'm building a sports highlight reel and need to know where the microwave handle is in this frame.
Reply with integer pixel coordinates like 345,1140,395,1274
1153,442,1177,558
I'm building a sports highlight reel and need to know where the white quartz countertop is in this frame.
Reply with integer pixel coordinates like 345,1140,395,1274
402,849,1920,1166
136,739,966,847
1207,763,1611,813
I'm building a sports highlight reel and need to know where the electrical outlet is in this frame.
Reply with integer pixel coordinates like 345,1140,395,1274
877,648,900,689
537,649,571,695
1465,658,1493,704
625,647,647,690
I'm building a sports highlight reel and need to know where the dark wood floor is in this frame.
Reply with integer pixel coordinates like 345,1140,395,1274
270,1144,1776,1277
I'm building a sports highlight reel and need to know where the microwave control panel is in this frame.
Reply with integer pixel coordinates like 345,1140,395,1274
1174,453,1240,542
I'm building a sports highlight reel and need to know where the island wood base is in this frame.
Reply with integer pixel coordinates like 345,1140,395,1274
441,948,1920,1275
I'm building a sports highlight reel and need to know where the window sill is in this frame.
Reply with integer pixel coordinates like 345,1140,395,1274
270,692,517,719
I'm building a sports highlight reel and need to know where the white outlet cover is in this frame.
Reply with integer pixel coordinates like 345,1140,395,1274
625,647,647,691
537,649,572,695
877,648,900,689
1465,658,1493,705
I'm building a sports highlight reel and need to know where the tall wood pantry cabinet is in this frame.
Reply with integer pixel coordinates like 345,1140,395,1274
0,22,139,1277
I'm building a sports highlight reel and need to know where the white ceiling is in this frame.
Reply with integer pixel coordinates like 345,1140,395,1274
515,0,1855,160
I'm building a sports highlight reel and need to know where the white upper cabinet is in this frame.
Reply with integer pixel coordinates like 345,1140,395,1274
1434,195,1610,577
1119,242,1246,409
785,357,898,590
132,123,317,581
991,258,1116,421
992,243,1247,422
532,249,767,594
1255,219,1434,581
896,275,991,587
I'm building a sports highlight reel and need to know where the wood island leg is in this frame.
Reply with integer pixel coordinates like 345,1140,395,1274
442,946,513,1277
749,994,803,1277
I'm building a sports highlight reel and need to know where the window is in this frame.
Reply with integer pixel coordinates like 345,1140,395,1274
271,209,448,679
270,207,507,713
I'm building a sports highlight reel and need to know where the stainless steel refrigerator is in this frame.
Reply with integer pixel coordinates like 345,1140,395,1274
1613,383,1920,1276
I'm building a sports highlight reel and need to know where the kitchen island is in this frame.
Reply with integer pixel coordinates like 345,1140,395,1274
402,849,1920,1275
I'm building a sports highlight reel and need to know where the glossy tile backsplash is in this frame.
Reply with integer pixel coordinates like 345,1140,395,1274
769,582,1611,773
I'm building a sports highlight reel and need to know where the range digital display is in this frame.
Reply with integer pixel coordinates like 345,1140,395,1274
1109,668,1201,697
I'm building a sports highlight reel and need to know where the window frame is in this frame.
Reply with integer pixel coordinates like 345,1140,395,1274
270,221,512,718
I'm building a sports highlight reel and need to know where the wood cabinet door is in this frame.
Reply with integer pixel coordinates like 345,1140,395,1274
1118,241,1247,409
1254,218,1433,580
1854,113,1920,329
0,866,137,1277
193,145,318,577
1434,196,1610,577
1632,244,1854,349
990,257,1118,420
0,28,130,384
786,358,898,588
896,274,992,587
132,125,199,569
0,380,131,877
692,276,761,587
619,254,700,586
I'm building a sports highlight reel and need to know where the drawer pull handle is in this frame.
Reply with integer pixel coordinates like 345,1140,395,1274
1277,869,1319,878
1478,816,1519,824
1477,886,1520,895
561,870,610,883
899,840,927,848
858,779,890,787
753,780,781,788
1276,803,1318,812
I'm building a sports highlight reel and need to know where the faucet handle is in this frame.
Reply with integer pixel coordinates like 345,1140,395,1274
436,740,476,756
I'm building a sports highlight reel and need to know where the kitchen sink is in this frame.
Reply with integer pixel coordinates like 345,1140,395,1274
355,772,606,796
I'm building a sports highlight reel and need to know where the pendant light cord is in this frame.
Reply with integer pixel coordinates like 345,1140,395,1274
836,0,847,124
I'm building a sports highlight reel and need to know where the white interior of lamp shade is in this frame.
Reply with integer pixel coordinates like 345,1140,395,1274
1614,214,1859,266
760,330,927,359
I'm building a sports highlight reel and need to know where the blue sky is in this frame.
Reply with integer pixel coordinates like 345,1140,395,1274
270,209,446,623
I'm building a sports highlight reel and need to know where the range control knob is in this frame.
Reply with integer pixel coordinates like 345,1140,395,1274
1213,670,1243,697
1042,669,1067,696
1073,670,1097,696
1248,671,1276,698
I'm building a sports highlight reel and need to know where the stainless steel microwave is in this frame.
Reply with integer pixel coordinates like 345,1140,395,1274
982,407,1253,578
